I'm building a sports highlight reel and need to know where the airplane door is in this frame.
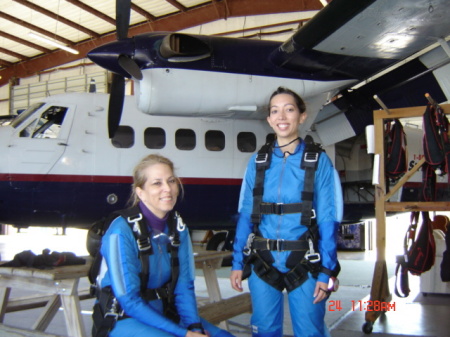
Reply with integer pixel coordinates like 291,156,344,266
7,104,75,176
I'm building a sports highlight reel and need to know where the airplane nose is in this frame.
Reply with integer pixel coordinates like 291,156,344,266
88,39,136,78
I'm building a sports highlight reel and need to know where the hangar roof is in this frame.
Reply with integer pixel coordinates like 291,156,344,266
0,0,324,87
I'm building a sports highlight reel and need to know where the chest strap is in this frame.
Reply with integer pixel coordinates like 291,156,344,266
259,202,316,218
251,135,321,228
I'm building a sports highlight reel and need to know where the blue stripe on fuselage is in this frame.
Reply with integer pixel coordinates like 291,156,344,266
0,176,241,229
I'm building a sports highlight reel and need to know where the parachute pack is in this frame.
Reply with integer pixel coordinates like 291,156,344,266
385,119,408,180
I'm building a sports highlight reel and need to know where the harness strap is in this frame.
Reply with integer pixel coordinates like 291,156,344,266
251,142,272,226
250,250,286,292
164,212,181,323
259,202,316,218
252,236,309,252
251,249,311,293
301,135,321,227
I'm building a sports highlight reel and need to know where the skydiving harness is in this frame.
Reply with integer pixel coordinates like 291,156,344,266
90,206,192,337
243,135,340,292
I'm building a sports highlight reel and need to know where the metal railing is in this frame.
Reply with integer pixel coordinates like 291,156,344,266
10,71,108,115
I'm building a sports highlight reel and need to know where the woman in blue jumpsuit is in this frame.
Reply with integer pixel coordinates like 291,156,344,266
99,154,235,337
230,87,343,337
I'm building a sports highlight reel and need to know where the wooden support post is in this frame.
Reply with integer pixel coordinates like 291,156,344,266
0,287,11,323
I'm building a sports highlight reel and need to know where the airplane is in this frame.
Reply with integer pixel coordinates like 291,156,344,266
1,0,450,254
0,90,440,251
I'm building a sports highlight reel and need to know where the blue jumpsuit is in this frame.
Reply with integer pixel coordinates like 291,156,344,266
232,140,343,337
100,207,234,337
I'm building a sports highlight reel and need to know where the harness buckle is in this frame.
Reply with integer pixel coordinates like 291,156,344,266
129,214,144,235
104,298,123,319
256,152,269,163
276,239,285,252
305,238,321,263
137,237,152,252
169,235,181,247
273,203,283,215
311,209,316,219
305,252,321,263
304,152,319,163
244,233,255,256
176,212,186,232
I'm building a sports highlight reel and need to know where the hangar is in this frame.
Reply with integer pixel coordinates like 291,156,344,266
0,1,450,336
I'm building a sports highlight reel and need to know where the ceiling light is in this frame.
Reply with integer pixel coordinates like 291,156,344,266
28,32,79,55
320,0,328,6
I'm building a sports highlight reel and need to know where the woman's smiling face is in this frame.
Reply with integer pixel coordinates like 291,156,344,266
267,93,307,142
136,163,179,218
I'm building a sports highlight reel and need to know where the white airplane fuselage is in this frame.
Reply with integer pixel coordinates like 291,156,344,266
0,92,274,229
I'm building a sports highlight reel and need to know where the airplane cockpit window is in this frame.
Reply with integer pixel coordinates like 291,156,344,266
144,127,166,149
10,102,45,129
19,105,68,139
175,128,196,150
205,130,225,151
112,125,134,148
237,132,256,152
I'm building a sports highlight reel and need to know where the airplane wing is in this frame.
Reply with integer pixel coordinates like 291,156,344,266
283,0,450,145
274,0,450,80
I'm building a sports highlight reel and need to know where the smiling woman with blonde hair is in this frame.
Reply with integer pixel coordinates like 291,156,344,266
93,154,234,337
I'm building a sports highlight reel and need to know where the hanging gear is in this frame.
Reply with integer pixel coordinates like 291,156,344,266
89,206,182,337
395,211,437,298
245,135,340,292
385,119,408,181
422,103,450,178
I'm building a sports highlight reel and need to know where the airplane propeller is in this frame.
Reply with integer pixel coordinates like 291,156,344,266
107,0,143,138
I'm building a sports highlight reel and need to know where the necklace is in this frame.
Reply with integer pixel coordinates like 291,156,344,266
273,137,300,149
273,137,300,157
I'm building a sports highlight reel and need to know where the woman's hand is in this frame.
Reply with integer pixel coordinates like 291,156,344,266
313,281,330,304
230,270,243,292
185,330,208,337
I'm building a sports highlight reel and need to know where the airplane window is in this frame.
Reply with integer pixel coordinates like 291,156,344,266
20,106,68,139
205,130,225,151
237,132,257,152
11,102,45,129
175,129,196,150
144,127,166,149
111,126,134,148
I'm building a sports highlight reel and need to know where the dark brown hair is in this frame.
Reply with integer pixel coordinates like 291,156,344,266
268,86,306,115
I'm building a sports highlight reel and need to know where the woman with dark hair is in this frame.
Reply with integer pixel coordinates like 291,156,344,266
95,154,234,337
230,87,343,337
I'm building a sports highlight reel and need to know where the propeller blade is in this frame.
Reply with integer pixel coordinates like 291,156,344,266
108,74,125,138
118,55,143,80
116,0,131,40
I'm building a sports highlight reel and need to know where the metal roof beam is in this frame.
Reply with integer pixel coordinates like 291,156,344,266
0,46,29,60
131,4,156,22
0,31,51,54
0,11,74,46
165,0,188,12
12,0,100,38
65,0,116,26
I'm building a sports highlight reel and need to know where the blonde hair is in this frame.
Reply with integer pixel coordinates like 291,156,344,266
129,154,183,206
